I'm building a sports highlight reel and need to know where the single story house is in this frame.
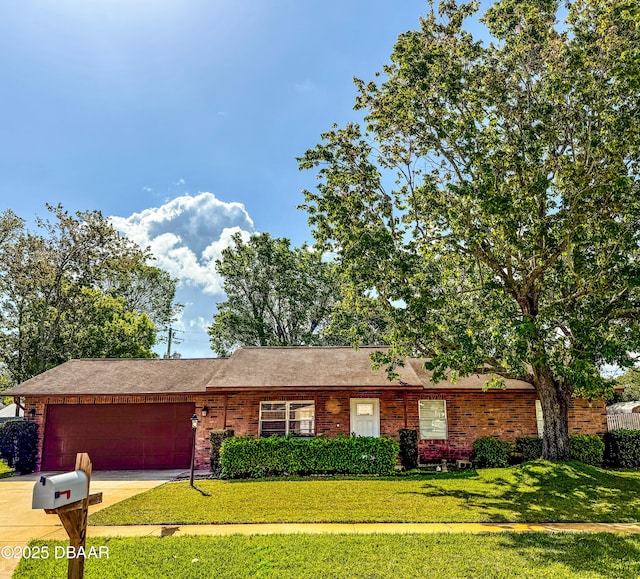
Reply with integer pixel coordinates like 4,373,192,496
7,346,607,472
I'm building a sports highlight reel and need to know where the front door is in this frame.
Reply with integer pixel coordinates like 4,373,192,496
350,398,380,437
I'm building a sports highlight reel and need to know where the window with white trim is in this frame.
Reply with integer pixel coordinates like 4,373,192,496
535,400,544,438
259,401,315,437
419,400,448,440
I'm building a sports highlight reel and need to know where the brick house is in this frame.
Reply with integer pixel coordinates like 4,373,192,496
7,347,607,472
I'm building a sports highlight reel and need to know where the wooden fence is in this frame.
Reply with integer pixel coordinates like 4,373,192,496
607,414,640,431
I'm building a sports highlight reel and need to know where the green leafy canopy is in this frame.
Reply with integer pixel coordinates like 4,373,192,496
299,0,640,459
208,232,343,356
0,204,179,383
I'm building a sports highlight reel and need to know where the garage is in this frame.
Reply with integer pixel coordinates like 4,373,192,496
42,402,195,471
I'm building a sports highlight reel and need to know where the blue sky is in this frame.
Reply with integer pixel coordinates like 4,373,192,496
1,0,489,357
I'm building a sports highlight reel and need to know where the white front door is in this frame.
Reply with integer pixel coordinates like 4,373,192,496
350,398,380,437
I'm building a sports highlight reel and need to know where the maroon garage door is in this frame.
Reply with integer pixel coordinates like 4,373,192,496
42,403,195,471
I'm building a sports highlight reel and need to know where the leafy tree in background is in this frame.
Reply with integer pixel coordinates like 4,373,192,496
209,232,347,356
614,369,640,402
0,204,178,384
299,0,640,460
0,367,12,406
61,287,157,360
104,264,183,342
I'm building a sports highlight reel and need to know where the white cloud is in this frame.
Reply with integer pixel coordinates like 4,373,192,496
189,317,211,332
110,193,255,358
110,192,254,295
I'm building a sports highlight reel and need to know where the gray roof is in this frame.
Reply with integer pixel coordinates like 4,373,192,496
0,403,23,418
607,401,640,414
6,347,535,396
5,358,225,396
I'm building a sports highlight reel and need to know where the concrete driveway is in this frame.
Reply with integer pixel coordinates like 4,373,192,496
0,469,182,577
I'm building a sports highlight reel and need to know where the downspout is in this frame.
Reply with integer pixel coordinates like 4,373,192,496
403,392,408,429
314,392,318,435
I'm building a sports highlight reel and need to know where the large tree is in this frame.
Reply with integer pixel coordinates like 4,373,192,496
103,264,183,341
208,232,347,356
299,0,640,460
0,204,178,383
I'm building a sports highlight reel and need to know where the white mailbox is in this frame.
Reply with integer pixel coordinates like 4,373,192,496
32,470,89,510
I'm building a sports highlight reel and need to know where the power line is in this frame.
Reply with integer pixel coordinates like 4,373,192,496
164,327,183,358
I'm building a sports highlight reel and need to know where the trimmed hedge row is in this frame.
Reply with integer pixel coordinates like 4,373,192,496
604,430,640,468
473,434,605,467
220,435,399,479
570,434,604,466
472,436,512,468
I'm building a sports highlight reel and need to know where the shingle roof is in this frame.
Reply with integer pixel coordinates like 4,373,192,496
407,359,534,390
205,346,423,389
5,358,225,396
5,347,535,395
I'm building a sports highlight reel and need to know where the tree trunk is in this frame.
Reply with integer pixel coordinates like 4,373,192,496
533,368,570,461
516,288,570,461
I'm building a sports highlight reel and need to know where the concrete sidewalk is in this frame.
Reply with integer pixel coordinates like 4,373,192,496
80,521,640,537
7,520,640,548
3,520,640,577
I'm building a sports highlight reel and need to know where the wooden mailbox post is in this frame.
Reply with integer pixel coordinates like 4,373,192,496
39,453,103,579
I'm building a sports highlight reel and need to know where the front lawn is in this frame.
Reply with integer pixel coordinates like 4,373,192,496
14,533,640,578
89,461,640,525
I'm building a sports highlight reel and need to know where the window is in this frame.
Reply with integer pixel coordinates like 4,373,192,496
259,401,315,437
356,403,374,416
419,400,447,440
535,400,544,437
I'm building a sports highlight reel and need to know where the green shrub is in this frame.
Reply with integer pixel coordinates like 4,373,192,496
515,437,543,462
220,435,399,479
398,429,418,470
210,429,234,477
0,421,38,474
604,430,640,468
569,434,604,466
472,436,512,468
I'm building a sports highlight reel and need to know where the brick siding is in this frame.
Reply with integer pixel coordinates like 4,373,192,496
22,390,607,471
192,390,606,468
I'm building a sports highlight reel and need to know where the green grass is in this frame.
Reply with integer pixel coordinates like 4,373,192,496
14,533,640,578
0,459,13,478
89,461,640,525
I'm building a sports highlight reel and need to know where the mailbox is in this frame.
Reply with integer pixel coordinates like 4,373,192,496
32,470,89,510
